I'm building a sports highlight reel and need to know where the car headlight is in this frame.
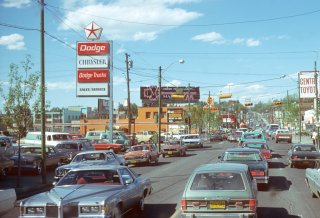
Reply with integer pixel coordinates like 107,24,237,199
26,207,45,215
80,205,100,214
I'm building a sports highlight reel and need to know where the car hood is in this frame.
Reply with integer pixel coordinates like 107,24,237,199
124,151,148,157
24,185,123,205
57,160,119,170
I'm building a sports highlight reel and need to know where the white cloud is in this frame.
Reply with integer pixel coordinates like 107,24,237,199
59,1,201,41
244,84,264,92
233,38,245,44
246,38,260,47
114,76,126,85
47,81,75,90
192,32,226,44
1,0,30,8
0,34,26,50
164,79,182,86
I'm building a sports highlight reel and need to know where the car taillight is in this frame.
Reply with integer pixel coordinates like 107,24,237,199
251,171,264,176
291,155,298,159
263,152,271,159
249,199,256,211
181,199,187,211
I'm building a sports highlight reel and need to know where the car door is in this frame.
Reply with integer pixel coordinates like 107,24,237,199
118,168,140,210
45,147,57,167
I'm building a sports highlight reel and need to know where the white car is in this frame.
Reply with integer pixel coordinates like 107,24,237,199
182,134,203,148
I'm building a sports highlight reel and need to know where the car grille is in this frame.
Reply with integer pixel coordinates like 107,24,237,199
163,148,177,151
46,203,78,217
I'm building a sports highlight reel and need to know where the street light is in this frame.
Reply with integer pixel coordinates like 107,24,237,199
158,59,185,152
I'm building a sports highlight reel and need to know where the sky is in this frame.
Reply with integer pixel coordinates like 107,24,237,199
1,0,320,111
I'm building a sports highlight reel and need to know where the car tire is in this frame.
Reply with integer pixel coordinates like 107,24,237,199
290,163,294,168
275,140,278,143
135,195,145,213
162,154,165,158
288,140,292,143
154,157,159,165
36,162,42,175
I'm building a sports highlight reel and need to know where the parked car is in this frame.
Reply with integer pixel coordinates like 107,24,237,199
91,139,125,153
20,131,69,146
10,145,69,175
161,140,187,157
182,134,203,148
20,165,153,218
135,131,157,144
287,144,320,168
0,155,14,177
210,132,223,142
0,135,15,158
273,129,292,143
55,140,95,162
242,141,272,162
305,161,320,198
180,163,258,218
123,144,159,165
218,148,269,187
54,150,125,180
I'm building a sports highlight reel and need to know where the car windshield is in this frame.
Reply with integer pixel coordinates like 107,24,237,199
57,170,122,186
131,145,149,151
293,145,316,152
277,130,289,134
190,172,244,190
21,147,42,154
73,153,106,162
185,135,199,139
223,152,262,161
244,143,266,149
243,133,262,139
52,134,69,140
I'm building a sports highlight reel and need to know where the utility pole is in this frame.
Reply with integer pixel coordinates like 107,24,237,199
188,83,191,134
125,53,132,136
40,0,47,184
158,66,162,153
315,61,319,150
298,73,301,142
208,91,211,134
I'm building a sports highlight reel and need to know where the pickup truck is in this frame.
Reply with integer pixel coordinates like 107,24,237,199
135,131,156,144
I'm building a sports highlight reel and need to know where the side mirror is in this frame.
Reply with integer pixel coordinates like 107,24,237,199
52,181,57,186
123,177,133,185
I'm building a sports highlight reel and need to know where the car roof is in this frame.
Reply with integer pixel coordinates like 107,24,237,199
69,164,127,172
76,150,114,155
224,147,261,153
195,163,248,172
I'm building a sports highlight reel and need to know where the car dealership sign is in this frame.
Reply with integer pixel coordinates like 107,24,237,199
76,40,111,97
299,71,319,98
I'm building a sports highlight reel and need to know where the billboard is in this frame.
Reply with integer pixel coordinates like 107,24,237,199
167,108,184,123
140,86,200,104
76,41,111,97
299,72,316,98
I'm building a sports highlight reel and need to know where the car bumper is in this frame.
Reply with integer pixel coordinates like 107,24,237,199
254,176,269,184
162,150,180,156
125,158,148,164
184,143,202,148
290,159,318,166
181,212,256,218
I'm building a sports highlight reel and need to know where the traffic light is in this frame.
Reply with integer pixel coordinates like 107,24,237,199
244,102,253,107
272,101,282,106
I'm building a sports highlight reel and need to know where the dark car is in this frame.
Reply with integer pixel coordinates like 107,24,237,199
55,140,95,162
210,131,224,142
242,141,272,162
54,150,126,180
218,147,269,187
287,144,320,168
0,155,14,177
10,145,69,175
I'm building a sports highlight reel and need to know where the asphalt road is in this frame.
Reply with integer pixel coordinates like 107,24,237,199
2,139,319,218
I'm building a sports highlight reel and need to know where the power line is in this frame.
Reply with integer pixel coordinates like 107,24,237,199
45,3,320,27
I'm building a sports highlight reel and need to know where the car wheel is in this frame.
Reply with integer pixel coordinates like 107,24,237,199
275,140,278,143
162,154,165,158
147,156,152,165
112,206,122,218
36,162,42,175
288,140,292,143
154,157,159,165
135,195,145,213
290,163,295,168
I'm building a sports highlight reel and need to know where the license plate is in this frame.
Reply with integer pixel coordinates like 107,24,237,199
303,161,309,164
130,160,137,163
168,151,173,155
209,201,225,209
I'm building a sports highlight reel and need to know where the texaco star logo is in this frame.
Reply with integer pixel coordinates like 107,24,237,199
84,21,103,40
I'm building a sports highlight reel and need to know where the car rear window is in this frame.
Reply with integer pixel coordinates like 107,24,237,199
223,152,262,161
190,172,245,190
245,143,265,149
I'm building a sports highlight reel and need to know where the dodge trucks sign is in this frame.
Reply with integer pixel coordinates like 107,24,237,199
76,41,111,97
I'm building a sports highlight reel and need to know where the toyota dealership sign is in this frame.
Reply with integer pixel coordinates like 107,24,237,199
76,22,112,97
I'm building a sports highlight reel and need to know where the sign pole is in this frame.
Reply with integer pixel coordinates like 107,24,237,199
109,41,113,143
298,73,301,142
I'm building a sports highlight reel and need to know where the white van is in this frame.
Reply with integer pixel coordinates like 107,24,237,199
21,132,69,146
